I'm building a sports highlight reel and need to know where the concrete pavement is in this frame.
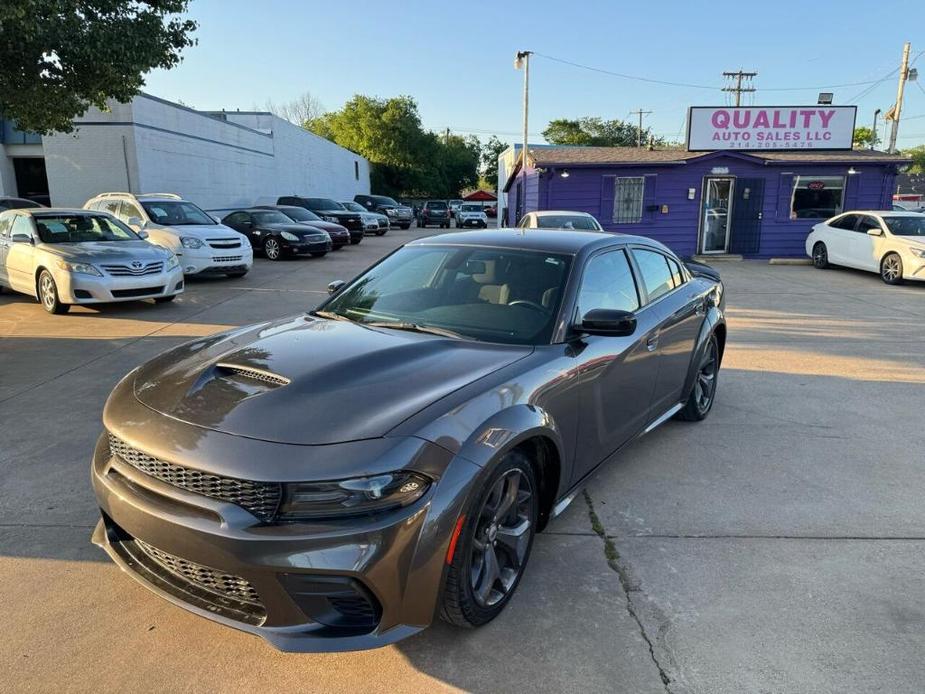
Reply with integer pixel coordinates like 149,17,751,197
2,229,924,692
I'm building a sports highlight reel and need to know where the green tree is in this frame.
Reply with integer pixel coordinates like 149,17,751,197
542,117,663,147
307,95,479,198
480,135,509,190
0,0,197,134
853,126,877,148
902,144,925,174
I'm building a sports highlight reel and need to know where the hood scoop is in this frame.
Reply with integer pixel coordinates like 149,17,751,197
215,363,290,387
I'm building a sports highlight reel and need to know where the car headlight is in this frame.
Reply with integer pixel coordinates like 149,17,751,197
910,248,925,259
165,253,179,271
280,231,299,241
277,471,431,520
385,208,396,216
180,236,204,249
55,260,102,277
324,216,339,223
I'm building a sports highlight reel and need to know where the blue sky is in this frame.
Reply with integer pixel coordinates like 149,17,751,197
145,0,925,148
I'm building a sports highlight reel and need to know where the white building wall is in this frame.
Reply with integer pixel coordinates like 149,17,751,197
38,94,371,210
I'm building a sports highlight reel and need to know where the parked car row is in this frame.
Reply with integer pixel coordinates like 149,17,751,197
0,190,411,314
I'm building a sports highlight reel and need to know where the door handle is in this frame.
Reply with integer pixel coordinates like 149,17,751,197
646,334,659,352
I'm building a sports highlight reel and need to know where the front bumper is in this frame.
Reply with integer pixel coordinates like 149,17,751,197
459,217,488,228
89,384,479,651
57,268,185,303
284,239,333,255
176,246,254,275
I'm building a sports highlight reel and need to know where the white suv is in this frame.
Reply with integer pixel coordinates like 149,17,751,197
84,193,253,278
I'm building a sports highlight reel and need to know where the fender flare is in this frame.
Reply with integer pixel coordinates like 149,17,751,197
681,308,726,401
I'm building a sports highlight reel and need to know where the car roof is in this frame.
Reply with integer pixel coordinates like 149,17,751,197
838,210,922,217
532,210,596,217
408,228,657,255
11,207,102,217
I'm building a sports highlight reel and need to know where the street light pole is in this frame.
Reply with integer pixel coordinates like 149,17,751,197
515,50,532,226
871,108,881,150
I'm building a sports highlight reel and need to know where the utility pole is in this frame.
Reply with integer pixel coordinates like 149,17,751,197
887,42,911,154
514,50,532,225
722,70,758,107
629,109,653,147
444,127,450,146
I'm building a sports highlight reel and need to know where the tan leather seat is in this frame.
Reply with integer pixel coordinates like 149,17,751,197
473,260,510,305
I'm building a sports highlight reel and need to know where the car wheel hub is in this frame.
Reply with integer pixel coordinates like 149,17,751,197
40,276,54,308
469,469,533,608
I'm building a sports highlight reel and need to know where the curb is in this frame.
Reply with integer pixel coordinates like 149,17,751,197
768,258,813,265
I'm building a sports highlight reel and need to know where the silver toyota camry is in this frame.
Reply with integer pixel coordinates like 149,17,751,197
0,208,184,314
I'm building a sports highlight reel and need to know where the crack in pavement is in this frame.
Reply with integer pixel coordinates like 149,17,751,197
583,490,673,692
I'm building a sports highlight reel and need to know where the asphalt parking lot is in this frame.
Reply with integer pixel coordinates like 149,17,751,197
2,228,925,694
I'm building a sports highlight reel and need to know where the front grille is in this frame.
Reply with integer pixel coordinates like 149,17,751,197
212,255,243,262
330,596,378,622
111,286,165,298
101,261,164,276
207,238,242,249
135,538,261,606
108,434,282,521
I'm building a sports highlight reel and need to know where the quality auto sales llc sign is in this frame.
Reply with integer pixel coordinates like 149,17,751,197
686,106,857,151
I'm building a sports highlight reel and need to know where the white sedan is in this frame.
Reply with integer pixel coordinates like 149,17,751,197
518,210,604,231
806,211,925,284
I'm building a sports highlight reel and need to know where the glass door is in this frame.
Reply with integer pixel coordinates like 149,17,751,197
701,177,734,254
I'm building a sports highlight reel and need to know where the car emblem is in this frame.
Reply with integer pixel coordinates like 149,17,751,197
131,261,143,270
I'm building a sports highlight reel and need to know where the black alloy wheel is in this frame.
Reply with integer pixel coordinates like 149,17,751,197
677,335,719,421
263,236,282,260
441,450,537,627
812,242,829,269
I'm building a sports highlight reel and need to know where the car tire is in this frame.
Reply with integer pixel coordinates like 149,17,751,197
880,253,904,285
226,271,248,278
264,237,282,261
310,252,328,258
376,230,387,236
37,270,69,314
440,449,538,628
676,334,719,422
401,224,410,230
351,237,362,245
154,295,177,304
812,242,830,269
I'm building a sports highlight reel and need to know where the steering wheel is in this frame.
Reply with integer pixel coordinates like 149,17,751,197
508,300,547,313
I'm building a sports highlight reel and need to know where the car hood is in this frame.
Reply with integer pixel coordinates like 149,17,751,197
132,315,533,445
294,220,347,234
261,222,328,238
896,236,925,250
39,240,170,263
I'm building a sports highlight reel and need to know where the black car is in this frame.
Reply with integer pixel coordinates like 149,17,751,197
418,200,451,228
277,196,364,244
255,205,351,250
0,196,45,212
90,228,725,652
354,194,414,229
222,209,332,260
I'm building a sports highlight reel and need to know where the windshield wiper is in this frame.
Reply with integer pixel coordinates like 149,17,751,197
365,321,466,340
309,309,351,322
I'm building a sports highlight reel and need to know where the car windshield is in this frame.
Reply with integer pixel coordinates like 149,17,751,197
461,204,482,212
141,200,216,226
280,207,321,222
884,216,925,236
341,202,366,212
34,214,140,243
372,196,400,206
536,215,600,230
307,198,344,210
320,245,572,345
252,210,292,224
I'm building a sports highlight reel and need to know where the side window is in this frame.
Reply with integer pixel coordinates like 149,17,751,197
830,214,858,230
0,215,11,237
666,256,685,288
224,212,249,226
855,215,881,234
121,200,144,221
632,248,674,303
577,250,640,317
101,200,122,219
11,215,34,239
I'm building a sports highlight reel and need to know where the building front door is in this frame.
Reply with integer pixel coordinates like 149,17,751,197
700,177,734,254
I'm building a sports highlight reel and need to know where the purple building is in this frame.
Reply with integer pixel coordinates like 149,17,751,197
503,147,910,258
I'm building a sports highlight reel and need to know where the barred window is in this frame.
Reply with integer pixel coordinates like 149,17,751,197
613,177,644,224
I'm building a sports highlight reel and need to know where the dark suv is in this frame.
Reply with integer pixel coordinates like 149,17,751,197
277,196,364,244
354,194,414,230
418,200,450,229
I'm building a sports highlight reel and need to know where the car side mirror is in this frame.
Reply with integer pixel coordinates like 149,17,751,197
327,280,346,295
137,230,149,239
866,227,883,236
578,309,637,337
127,216,144,228
11,233,33,245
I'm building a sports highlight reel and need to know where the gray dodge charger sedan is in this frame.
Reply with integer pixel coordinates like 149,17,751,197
91,228,726,651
